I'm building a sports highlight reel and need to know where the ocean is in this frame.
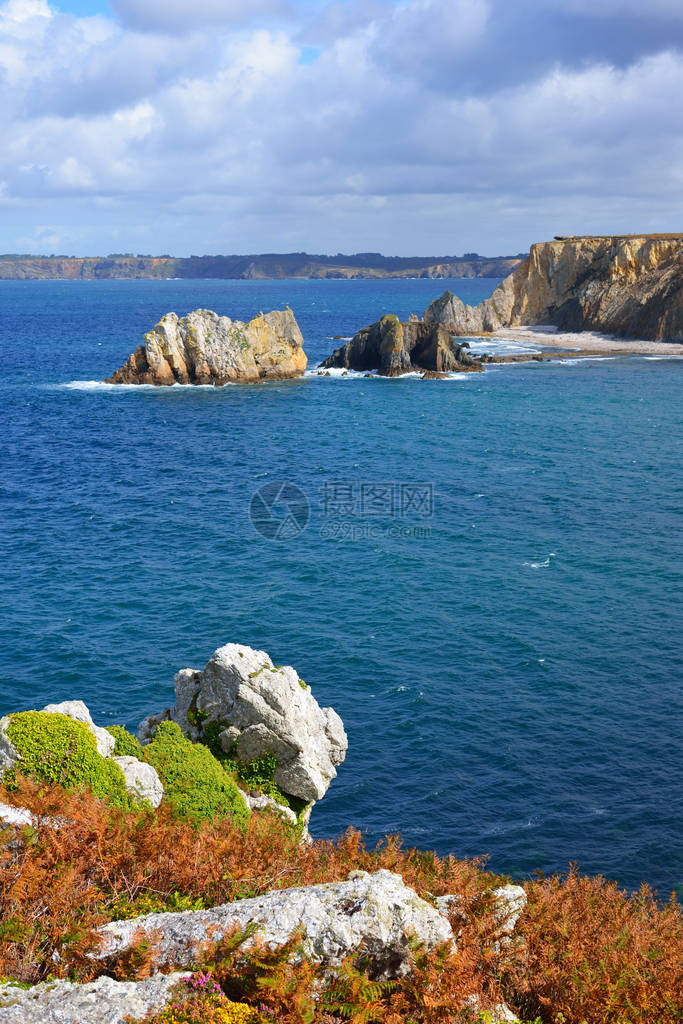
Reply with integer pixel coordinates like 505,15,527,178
0,276,681,898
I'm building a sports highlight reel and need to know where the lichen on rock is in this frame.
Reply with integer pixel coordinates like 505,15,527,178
0,972,188,1024
93,869,454,979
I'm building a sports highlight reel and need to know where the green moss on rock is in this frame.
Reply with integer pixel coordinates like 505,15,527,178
142,721,250,826
4,711,131,808
106,725,144,759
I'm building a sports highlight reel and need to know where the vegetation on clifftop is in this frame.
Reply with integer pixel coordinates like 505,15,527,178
141,721,250,826
3,712,131,809
0,774,680,1023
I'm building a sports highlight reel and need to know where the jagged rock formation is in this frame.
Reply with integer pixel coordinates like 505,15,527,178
0,972,187,1024
138,642,348,804
106,307,307,385
93,869,454,979
423,235,683,342
320,314,482,376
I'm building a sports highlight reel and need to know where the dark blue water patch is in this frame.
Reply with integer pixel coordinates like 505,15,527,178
0,278,681,899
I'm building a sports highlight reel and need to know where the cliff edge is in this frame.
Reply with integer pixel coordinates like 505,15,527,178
423,235,683,342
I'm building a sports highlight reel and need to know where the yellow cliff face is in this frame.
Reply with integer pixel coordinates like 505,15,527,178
424,235,683,342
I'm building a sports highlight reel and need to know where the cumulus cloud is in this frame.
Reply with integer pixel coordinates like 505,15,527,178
0,0,681,253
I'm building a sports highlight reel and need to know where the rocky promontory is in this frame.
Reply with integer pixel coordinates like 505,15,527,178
423,234,683,342
106,307,307,385
320,314,482,376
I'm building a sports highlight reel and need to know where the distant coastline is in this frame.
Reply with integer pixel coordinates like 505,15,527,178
0,251,523,281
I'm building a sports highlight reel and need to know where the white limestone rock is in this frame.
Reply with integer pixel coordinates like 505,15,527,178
0,801,34,827
0,717,17,772
491,884,527,937
0,972,187,1024
112,756,164,808
41,700,115,758
94,869,453,980
144,643,348,803
243,791,298,826
466,995,520,1023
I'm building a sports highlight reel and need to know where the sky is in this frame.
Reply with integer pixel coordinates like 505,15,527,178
0,0,681,256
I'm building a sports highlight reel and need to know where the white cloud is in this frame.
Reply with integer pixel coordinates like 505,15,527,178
0,0,681,253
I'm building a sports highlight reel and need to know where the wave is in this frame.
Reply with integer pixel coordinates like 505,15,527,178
550,356,617,365
466,336,543,357
307,366,471,381
524,552,557,569
62,380,232,391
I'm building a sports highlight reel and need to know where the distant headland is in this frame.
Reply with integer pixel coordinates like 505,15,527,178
0,251,524,281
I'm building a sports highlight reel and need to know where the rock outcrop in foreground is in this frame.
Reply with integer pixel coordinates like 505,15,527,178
0,879,527,1023
320,314,482,376
94,869,456,978
424,235,683,341
139,642,348,805
0,973,188,1024
106,307,307,385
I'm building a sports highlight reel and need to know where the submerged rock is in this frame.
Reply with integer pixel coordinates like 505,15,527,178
106,307,307,385
423,234,683,341
0,972,187,1024
139,643,347,804
94,869,454,979
320,314,481,376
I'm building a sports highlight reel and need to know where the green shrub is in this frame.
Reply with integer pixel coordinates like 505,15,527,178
143,721,250,826
106,724,144,759
4,711,130,809
110,890,205,920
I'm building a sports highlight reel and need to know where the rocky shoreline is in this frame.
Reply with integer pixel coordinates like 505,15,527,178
103,237,682,385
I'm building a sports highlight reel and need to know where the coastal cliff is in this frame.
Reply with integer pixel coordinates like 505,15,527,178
0,252,522,281
106,307,306,385
423,234,683,341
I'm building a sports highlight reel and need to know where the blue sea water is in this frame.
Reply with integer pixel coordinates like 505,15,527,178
0,277,681,898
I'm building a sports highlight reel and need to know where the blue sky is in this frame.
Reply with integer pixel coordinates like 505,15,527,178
0,0,681,255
